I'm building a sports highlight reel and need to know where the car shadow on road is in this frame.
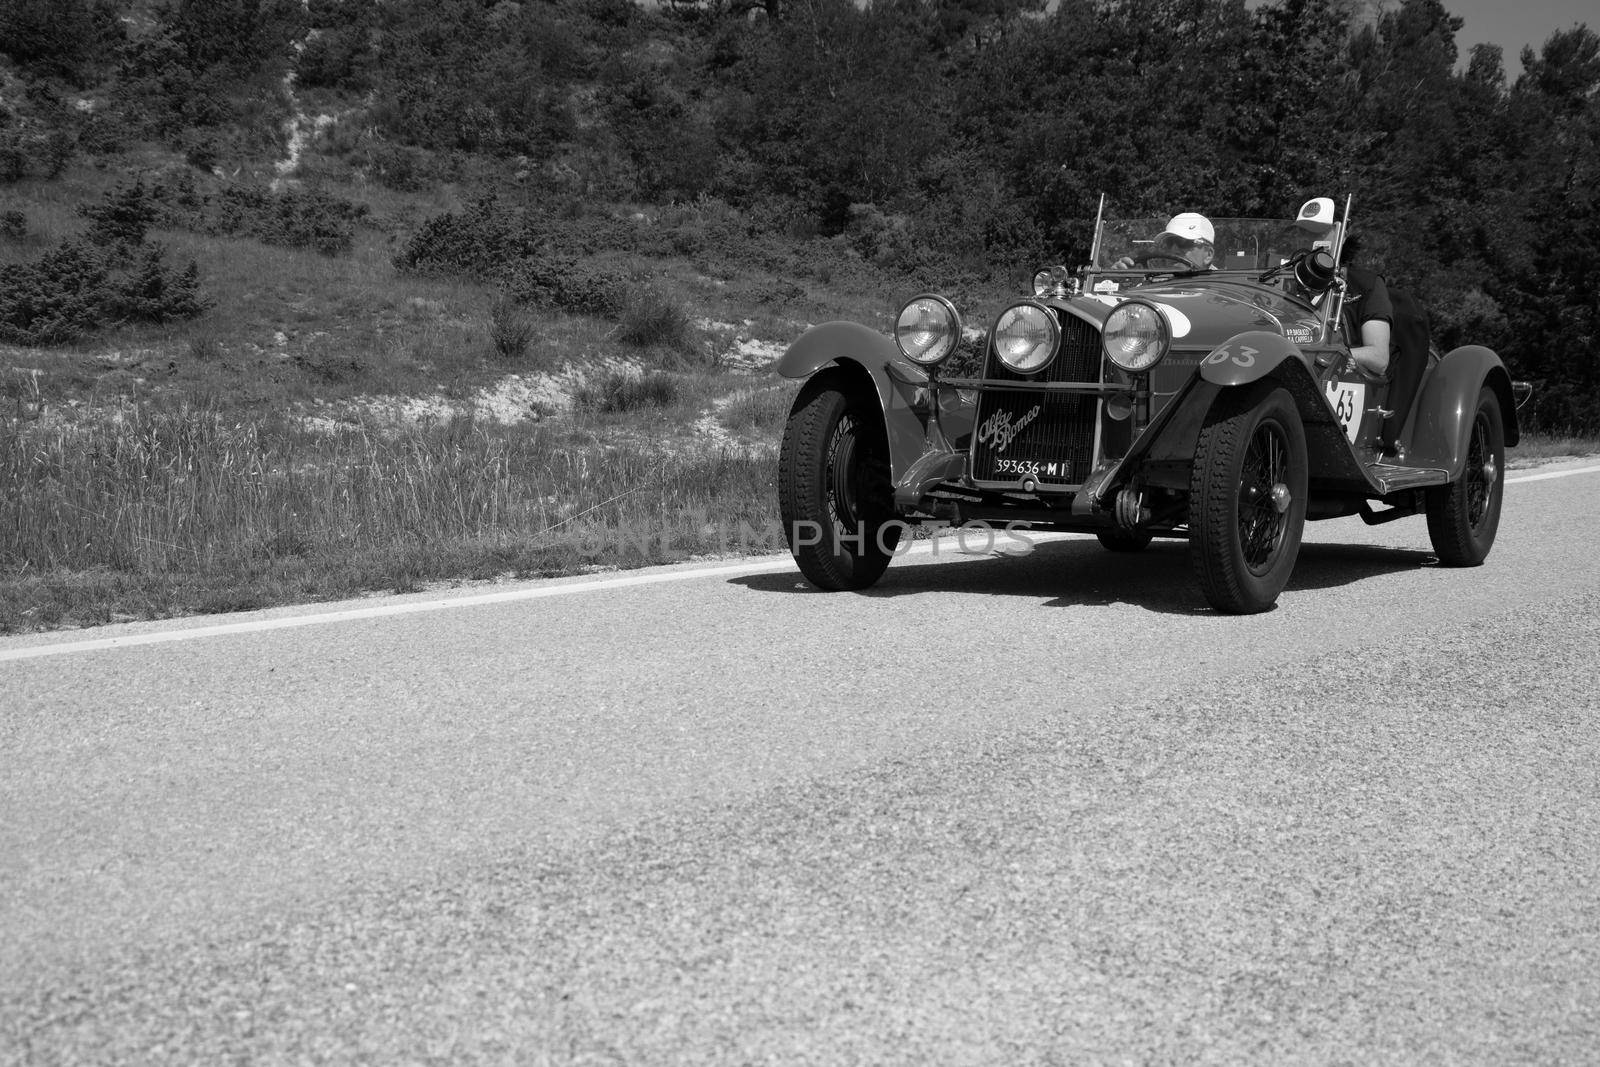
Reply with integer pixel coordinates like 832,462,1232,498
729,538,1437,615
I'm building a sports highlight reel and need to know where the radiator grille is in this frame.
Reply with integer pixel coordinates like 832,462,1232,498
970,313,1101,486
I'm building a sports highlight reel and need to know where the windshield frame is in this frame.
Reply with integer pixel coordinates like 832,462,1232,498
1089,216,1344,276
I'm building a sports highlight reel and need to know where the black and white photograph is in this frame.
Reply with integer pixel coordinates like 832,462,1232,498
3,0,1598,1061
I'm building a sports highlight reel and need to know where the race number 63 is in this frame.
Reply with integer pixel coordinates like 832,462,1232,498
1205,342,1258,368
1323,380,1367,443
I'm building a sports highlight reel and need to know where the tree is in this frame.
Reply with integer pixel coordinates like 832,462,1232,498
0,0,122,82
1494,27,1600,430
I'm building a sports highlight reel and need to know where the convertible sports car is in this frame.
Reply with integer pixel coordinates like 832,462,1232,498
776,197,1525,613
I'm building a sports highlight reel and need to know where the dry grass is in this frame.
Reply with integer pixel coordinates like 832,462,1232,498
1507,431,1600,467
0,400,779,632
717,382,801,437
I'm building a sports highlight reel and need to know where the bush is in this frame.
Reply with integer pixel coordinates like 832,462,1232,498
0,240,208,345
79,180,159,248
616,289,697,353
502,255,625,318
0,124,74,183
393,196,537,277
1,211,26,241
0,0,123,82
0,242,108,344
488,298,535,360
574,370,680,413
210,185,364,255
107,245,206,324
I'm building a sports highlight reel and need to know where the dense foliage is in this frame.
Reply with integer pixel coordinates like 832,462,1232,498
0,0,1596,426
0,239,204,344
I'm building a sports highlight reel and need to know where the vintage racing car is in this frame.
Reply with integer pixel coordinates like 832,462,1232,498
776,197,1524,613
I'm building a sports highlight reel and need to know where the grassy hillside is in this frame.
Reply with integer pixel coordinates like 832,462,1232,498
0,124,1034,633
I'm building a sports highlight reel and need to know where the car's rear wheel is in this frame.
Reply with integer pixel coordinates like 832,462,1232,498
1097,529,1153,552
1189,384,1308,614
778,374,901,590
1425,386,1504,566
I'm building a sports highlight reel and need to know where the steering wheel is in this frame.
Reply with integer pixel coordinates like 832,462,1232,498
1132,252,1195,269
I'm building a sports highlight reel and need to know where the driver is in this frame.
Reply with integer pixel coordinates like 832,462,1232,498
1112,212,1216,270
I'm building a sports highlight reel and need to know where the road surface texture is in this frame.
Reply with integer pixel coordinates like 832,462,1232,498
4,460,1599,1065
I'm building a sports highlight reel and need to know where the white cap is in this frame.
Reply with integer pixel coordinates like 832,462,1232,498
1295,197,1335,233
1163,212,1214,245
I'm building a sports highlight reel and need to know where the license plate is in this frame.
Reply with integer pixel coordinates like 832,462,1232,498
993,457,1071,479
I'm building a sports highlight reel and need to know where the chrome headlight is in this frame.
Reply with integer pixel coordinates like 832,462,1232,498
993,302,1059,374
1102,300,1170,373
894,294,962,366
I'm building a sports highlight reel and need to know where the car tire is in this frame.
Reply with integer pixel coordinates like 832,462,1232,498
1189,383,1308,614
778,374,901,590
1097,529,1153,552
1425,386,1505,566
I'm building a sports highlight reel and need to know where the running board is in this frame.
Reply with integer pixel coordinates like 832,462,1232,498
1368,463,1449,495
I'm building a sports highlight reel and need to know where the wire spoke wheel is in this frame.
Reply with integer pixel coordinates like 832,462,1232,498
1465,410,1492,528
1426,385,1505,566
779,375,901,590
1238,421,1290,573
1190,384,1307,614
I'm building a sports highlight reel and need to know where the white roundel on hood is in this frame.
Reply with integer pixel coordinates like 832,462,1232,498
1153,302,1192,338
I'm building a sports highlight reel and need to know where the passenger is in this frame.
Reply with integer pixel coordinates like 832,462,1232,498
1338,234,1393,378
1112,213,1216,271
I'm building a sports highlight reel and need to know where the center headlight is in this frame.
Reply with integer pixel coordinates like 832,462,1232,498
1102,301,1170,373
993,302,1059,374
894,294,962,366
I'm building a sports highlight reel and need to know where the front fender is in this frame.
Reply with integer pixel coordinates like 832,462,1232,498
1198,331,1302,387
1407,345,1520,476
1119,331,1362,492
778,321,933,483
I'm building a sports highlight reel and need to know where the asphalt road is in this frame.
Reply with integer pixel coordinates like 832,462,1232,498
4,460,1599,1065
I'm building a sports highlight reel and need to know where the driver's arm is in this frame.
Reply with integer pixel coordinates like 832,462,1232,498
1351,318,1391,377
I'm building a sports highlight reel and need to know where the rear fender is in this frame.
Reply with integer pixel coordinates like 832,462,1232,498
1406,346,1520,476
778,321,933,483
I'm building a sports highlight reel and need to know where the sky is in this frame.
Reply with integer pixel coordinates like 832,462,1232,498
1444,0,1594,77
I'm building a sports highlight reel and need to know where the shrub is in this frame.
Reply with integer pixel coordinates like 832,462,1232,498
0,136,25,183
364,142,434,192
0,242,109,344
0,240,208,345
616,289,696,352
1,211,26,241
107,245,206,324
210,185,365,255
502,255,625,317
488,298,535,360
574,370,679,413
0,0,123,82
393,196,538,277
79,180,159,248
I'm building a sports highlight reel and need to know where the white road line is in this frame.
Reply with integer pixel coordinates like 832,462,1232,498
4,466,1597,663
0,535,1074,663
1507,464,1600,484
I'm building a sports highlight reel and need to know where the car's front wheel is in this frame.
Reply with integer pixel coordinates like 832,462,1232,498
778,374,901,590
1188,383,1309,614
1425,385,1505,566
